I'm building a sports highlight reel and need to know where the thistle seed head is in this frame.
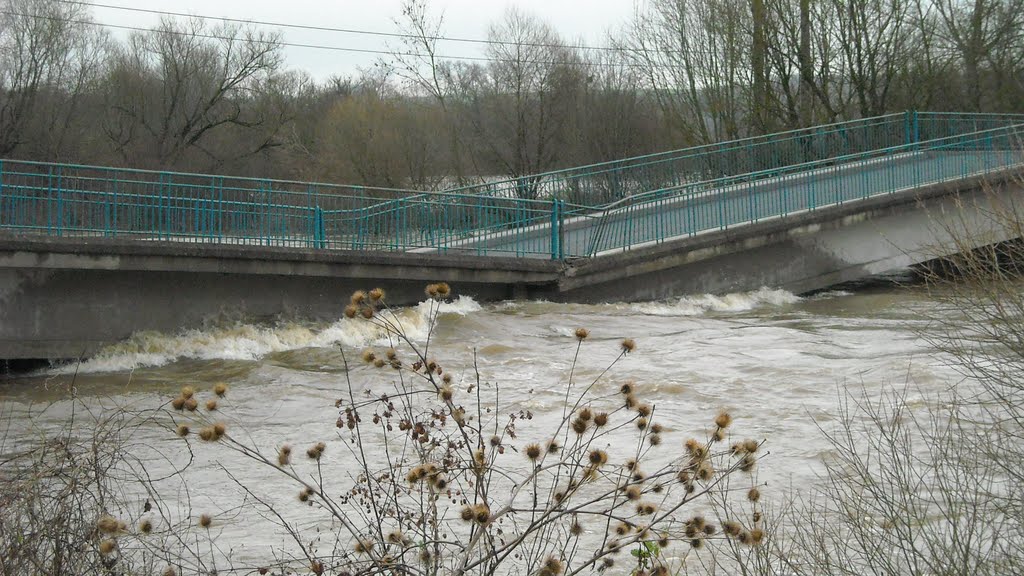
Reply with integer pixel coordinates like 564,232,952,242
98,539,117,555
541,556,564,576
354,538,374,554
723,521,742,536
570,520,583,536
715,411,733,429
307,442,326,460
473,504,490,525
739,454,757,472
525,443,542,461
571,418,587,435
96,515,120,534
697,462,714,482
350,290,367,305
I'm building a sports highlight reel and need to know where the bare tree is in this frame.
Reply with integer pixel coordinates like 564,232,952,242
571,52,663,166
388,0,482,187
0,0,106,158
931,0,1024,111
624,0,753,145
834,0,913,117
103,17,285,171
461,8,585,198
317,73,446,189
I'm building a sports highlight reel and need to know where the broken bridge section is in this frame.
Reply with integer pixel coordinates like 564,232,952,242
2,111,1023,359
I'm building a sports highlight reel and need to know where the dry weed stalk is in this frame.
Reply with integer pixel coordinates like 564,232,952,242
162,283,768,575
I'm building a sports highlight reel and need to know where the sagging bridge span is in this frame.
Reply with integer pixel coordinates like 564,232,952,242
2,111,1023,359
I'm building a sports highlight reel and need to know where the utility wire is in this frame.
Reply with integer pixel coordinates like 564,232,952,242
58,0,632,53
2,8,647,68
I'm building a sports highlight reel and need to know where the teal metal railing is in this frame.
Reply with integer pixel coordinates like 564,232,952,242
437,113,912,206
577,122,1024,257
1,111,1022,259
0,161,418,248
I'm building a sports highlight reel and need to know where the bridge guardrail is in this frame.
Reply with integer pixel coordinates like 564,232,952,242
580,123,1024,257
322,111,1024,257
0,160,418,247
2,112,1023,259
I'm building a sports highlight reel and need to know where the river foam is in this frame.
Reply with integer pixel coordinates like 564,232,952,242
56,296,483,374
628,286,802,316
54,287,803,374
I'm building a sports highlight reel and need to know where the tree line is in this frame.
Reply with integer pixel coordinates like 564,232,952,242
2,0,1023,193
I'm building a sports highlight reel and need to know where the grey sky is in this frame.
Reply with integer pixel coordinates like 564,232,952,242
90,1,641,79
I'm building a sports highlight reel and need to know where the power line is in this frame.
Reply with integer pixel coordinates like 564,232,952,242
2,10,651,69
57,0,630,54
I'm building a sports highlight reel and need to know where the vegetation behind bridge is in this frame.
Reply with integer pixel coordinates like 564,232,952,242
2,0,1024,191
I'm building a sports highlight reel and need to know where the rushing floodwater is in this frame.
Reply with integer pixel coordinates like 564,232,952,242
0,272,961,569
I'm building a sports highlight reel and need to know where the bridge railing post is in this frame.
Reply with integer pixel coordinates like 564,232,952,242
550,198,561,260
46,166,59,237
314,206,325,249
904,110,920,146
157,172,166,241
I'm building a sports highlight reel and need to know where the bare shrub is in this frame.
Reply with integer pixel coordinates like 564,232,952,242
0,392,250,576
750,185,1024,576
160,283,769,574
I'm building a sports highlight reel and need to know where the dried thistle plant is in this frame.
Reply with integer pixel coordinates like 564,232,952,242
157,283,768,574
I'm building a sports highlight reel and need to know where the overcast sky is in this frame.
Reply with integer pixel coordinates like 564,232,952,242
88,1,642,79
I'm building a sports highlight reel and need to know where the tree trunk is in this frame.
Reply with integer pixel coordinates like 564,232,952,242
751,0,771,133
